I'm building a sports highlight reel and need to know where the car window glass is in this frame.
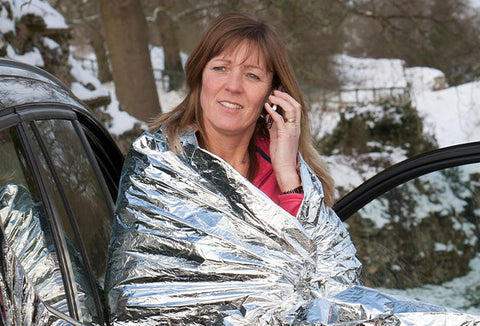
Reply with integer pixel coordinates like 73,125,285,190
346,163,480,314
34,119,112,278
0,127,70,316
31,119,112,324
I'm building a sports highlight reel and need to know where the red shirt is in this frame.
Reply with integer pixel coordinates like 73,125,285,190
253,135,304,216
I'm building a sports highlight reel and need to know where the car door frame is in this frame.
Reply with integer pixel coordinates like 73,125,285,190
333,141,480,221
1,104,120,324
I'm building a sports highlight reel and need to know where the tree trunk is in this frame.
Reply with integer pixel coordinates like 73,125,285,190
156,12,184,91
89,18,112,83
99,0,161,122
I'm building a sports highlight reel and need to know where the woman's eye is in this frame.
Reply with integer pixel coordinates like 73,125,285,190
247,73,260,81
213,66,226,72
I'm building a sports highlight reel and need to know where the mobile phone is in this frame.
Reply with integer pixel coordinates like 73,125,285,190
266,85,284,128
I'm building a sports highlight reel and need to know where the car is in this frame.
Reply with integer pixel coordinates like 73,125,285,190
0,58,123,325
1,57,478,324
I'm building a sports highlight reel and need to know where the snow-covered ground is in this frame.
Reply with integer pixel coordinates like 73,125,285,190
101,78,184,136
381,254,480,315
327,56,480,314
332,55,480,150
415,81,480,148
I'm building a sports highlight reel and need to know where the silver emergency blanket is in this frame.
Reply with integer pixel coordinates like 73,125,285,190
0,184,74,325
106,129,480,325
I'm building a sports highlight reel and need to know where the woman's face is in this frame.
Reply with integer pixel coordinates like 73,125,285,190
200,41,273,140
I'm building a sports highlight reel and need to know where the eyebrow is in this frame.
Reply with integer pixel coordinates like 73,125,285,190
244,64,264,71
209,58,265,71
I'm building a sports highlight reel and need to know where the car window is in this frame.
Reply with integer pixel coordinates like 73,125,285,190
29,118,113,324
33,119,112,277
0,127,71,316
346,162,480,312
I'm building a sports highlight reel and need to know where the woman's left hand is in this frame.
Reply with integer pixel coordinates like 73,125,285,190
264,89,302,193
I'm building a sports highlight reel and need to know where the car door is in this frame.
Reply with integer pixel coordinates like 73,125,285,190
0,59,123,325
333,141,480,314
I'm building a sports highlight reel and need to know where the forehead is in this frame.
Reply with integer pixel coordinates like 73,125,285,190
214,41,268,69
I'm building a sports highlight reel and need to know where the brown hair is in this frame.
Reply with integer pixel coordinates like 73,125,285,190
150,12,335,206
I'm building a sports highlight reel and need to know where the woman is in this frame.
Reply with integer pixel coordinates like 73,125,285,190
150,12,335,214
106,12,362,324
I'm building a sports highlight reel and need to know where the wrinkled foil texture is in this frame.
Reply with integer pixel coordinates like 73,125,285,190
0,184,79,325
106,129,480,325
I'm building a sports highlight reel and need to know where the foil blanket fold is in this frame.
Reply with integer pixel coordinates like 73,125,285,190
105,129,480,325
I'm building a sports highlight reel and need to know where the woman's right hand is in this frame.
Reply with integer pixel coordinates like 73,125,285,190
264,89,302,193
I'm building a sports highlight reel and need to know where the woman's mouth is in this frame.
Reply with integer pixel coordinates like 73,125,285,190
219,101,243,110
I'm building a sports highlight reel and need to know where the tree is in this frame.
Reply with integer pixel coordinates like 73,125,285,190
88,13,112,83
143,0,220,92
99,0,161,121
149,7,185,91
143,0,348,95
343,0,480,85
269,0,347,93
50,0,112,83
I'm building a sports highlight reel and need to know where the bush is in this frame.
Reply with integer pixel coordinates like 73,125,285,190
318,100,437,158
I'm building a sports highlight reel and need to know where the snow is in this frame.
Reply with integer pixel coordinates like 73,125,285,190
3,0,480,318
434,241,456,252
100,82,146,135
334,54,408,89
150,46,166,71
324,155,366,194
416,81,480,147
3,0,108,105
310,103,341,139
316,55,480,315
0,6,15,34
101,81,184,136
43,37,61,51
380,254,480,315
357,197,391,229
7,0,68,30
68,54,109,101
332,55,480,149
6,44,44,66
150,46,188,71
468,0,480,10
406,66,447,93
158,84,185,113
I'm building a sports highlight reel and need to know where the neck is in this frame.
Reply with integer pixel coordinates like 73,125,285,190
201,130,253,177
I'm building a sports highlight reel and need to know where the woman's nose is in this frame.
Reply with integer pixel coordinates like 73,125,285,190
225,73,243,93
